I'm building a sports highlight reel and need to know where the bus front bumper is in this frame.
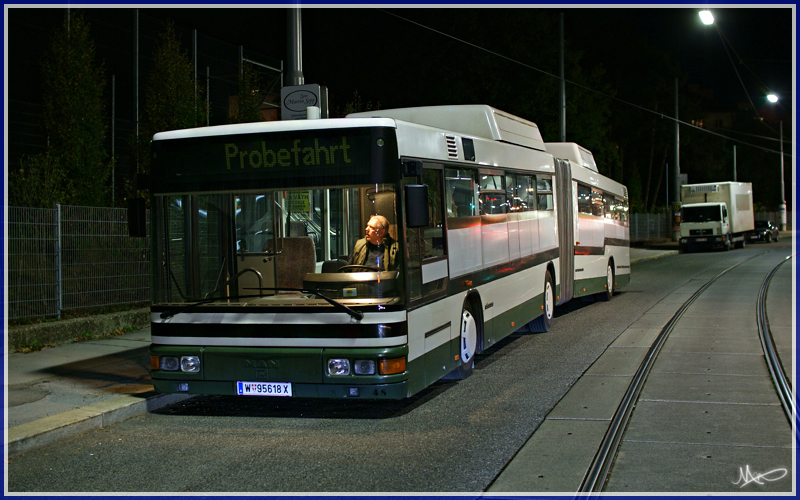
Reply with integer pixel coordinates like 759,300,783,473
152,379,412,399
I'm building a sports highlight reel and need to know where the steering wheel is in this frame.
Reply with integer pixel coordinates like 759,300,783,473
337,264,381,273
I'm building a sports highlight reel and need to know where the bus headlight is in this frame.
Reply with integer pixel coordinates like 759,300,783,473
327,359,350,376
180,356,201,373
354,360,375,375
160,356,180,371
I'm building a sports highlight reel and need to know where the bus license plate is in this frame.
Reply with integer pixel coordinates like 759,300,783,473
236,381,292,397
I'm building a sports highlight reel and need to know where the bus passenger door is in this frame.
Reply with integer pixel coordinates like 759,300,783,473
406,166,449,303
235,193,278,296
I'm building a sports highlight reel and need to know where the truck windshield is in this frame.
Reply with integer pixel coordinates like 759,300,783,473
682,206,721,223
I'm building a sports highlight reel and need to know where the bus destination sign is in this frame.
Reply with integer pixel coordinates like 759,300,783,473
151,127,397,193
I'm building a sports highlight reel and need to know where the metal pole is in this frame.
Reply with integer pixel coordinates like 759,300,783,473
779,121,786,231
733,145,736,182
193,30,197,124
112,74,115,206
286,7,304,86
672,78,680,241
134,9,139,174
559,13,566,142
55,203,62,319
206,66,210,126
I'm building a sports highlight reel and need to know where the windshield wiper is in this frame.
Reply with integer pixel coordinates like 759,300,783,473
247,287,365,320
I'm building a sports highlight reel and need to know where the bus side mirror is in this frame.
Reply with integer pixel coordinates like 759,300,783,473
128,198,147,238
405,184,429,228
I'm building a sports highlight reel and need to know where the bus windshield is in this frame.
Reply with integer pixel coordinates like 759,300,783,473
152,184,401,306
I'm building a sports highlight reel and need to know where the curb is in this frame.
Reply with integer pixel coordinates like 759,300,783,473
7,391,194,459
630,250,680,265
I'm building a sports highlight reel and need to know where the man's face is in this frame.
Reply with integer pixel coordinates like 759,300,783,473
365,219,385,245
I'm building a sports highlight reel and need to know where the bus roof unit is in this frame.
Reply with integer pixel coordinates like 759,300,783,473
544,142,598,172
348,105,546,152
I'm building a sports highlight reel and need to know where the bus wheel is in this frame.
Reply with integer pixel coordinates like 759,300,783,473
529,270,554,333
596,262,614,302
444,301,478,380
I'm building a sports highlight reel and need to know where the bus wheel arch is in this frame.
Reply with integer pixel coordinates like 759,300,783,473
529,267,555,333
596,258,615,302
444,293,483,380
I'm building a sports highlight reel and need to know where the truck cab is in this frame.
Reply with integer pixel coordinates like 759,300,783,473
680,202,732,251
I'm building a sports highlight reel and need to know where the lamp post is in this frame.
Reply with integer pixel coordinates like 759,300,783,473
767,94,787,231
779,120,786,231
700,12,788,231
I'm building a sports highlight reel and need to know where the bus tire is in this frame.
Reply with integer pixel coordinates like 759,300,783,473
529,270,554,333
443,300,478,380
595,262,614,302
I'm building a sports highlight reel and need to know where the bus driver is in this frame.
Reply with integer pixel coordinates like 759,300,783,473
347,215,399,271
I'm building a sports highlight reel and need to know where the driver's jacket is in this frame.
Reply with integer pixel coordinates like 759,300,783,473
348,237,399,271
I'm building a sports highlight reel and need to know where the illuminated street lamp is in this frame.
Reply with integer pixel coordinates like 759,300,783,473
699,10,714,25
767,94,779,103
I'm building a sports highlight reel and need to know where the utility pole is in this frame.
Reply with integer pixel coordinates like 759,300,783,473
672,78,680,242
559,13,566,142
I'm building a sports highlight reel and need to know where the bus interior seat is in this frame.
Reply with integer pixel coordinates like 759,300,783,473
321,258,348,273
275,237,316,289
288,220,307,237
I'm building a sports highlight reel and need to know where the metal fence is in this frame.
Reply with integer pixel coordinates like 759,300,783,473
6,204,150,322
628,210,792,242
630,212,670,241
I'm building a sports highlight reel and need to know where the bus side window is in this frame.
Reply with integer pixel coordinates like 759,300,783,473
577,183,591,215
591,188,604,217
479,173,506,215
519,175,537,211
445,169,477,218
603,192,616,219
537,176,554,211
618,198,629,224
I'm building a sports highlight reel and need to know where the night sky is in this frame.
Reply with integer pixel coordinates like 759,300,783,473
6,5,794,121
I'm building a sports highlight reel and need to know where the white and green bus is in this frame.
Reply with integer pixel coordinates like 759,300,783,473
144,105,629,399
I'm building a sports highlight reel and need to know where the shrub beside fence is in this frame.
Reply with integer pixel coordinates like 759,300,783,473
7,205,150,322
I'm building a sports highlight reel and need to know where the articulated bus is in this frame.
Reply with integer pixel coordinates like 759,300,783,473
145,105,629,399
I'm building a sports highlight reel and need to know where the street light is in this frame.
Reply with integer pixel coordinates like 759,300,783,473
767,94,779,103
699,10,714,25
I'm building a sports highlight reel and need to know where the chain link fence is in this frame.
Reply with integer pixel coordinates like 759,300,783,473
6,204,150,322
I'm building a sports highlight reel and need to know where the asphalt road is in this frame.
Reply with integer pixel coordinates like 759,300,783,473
7,241,792,493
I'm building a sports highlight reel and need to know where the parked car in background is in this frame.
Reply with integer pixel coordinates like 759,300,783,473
750,220,780,243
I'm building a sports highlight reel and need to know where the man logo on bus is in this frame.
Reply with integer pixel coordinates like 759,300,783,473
224,137,352,170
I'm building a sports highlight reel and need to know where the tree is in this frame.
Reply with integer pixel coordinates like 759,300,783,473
38,11,109,207
135,20,207,177
8,153,74,208
228,62,265,124
331,90,381,118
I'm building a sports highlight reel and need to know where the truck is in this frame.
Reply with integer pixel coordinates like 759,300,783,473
679,182,754,252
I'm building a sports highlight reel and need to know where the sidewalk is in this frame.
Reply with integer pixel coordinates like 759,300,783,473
5,239,679,459
5,329,191,457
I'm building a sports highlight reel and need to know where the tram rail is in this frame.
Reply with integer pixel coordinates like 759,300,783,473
578,250,791,493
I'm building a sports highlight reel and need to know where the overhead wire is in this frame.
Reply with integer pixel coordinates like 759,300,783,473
377,8,790,157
